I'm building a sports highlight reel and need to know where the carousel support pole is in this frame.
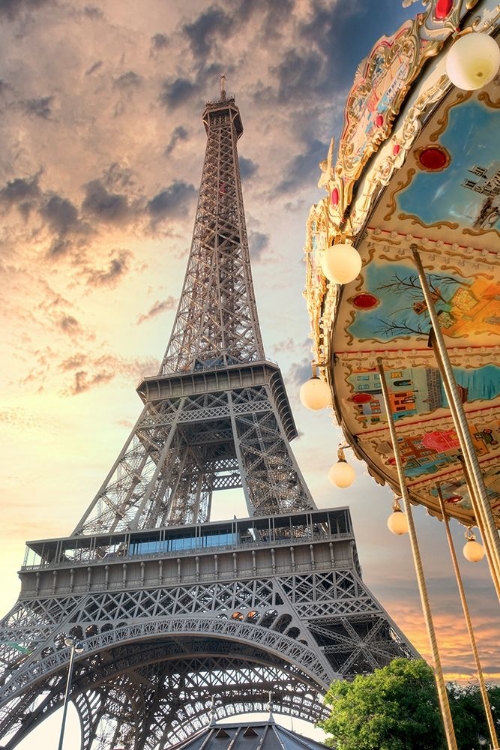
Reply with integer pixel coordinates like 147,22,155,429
377,358,458,750
411,245,500,595
436,484,499,750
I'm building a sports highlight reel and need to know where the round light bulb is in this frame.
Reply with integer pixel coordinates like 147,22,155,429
446,33,500,90
321,243,362,285
328,460,355,489
299,377,331,410
463,539,485,562
387,510,409,535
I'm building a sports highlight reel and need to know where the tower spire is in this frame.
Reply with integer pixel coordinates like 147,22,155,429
220,73,227,100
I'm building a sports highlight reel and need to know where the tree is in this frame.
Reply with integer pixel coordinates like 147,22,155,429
320,659,500,750
320,659,445,750
448,682,500,750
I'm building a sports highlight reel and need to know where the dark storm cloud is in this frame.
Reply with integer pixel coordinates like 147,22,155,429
277,137,328,194
147,181,196,225
137,297,177,324
0,0,52,20
183,6,233,58
159,78,199,109
0,175,40,209
82,180,131,225
272,48,324,102
151,33,168,51
86,250,132,287
164,126,189,157
40,194,79,236
23,95,54,119
114,71,142,90
239,157,258,180
248,230,268,261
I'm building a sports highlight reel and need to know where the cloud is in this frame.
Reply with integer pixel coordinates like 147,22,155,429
248,230,269,261
159,78,199,110
85,60,103,76
151,33,168,51
164,126,189,157
114,71,142,90
272,48,324,103
147,181,197,225
287,358,312,387
40,194,80,236
59,315,81,336
22,95,54,119
0,175,40,218
70,369,115,395
82,179,132,225
137,297,177,324
63,354,160,395
239,156,258,180
83,5,103,20
183,6,233,58
277,137,328,194
85,249,132,287
0,0,52,20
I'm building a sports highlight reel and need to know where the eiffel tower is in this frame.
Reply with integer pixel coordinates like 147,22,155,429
0,82,417,749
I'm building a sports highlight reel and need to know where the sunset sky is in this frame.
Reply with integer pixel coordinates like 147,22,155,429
1,0,498,746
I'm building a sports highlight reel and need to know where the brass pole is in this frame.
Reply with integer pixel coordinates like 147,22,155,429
436,485,499,750
377,358,458,750
411,245,500,596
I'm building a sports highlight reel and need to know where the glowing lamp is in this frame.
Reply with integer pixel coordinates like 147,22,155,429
299,377,331,410
463,538,485,562
446,32,500,90
321,242,362,285
328,447,355,489
387,509,409,535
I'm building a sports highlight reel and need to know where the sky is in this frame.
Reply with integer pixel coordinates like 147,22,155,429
0,0,499,747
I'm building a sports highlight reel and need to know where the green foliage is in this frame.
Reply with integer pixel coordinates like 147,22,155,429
448,682,500,750
320,658,500,749
320,659,445,750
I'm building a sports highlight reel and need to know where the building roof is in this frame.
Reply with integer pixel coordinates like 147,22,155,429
171,717,328,749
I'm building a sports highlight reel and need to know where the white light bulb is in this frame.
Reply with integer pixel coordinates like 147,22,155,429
446,33,500,90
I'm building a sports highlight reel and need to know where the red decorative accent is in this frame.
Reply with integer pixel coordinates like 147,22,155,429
352,393,372,404
445,495,462,504
435,0,453,20
393,144,401,155
418,146,449,171
421,429,460,452
375,114,384,127
331,187,339,206
352,292,379,310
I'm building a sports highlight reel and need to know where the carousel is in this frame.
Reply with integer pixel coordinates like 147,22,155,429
302,1,500,748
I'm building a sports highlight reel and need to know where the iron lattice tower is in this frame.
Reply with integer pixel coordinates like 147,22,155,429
0,88,417,749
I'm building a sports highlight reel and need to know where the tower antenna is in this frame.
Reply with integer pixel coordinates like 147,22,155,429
220,73,227,100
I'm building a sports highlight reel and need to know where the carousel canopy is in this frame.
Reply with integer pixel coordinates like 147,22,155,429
305,0,500,528
171,718,328,749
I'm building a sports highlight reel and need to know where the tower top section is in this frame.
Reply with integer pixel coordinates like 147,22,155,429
160,88,262,375
202,94,243,139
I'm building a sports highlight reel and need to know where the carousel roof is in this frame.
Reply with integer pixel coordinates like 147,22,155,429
171,717,328,749
305,0,500,528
